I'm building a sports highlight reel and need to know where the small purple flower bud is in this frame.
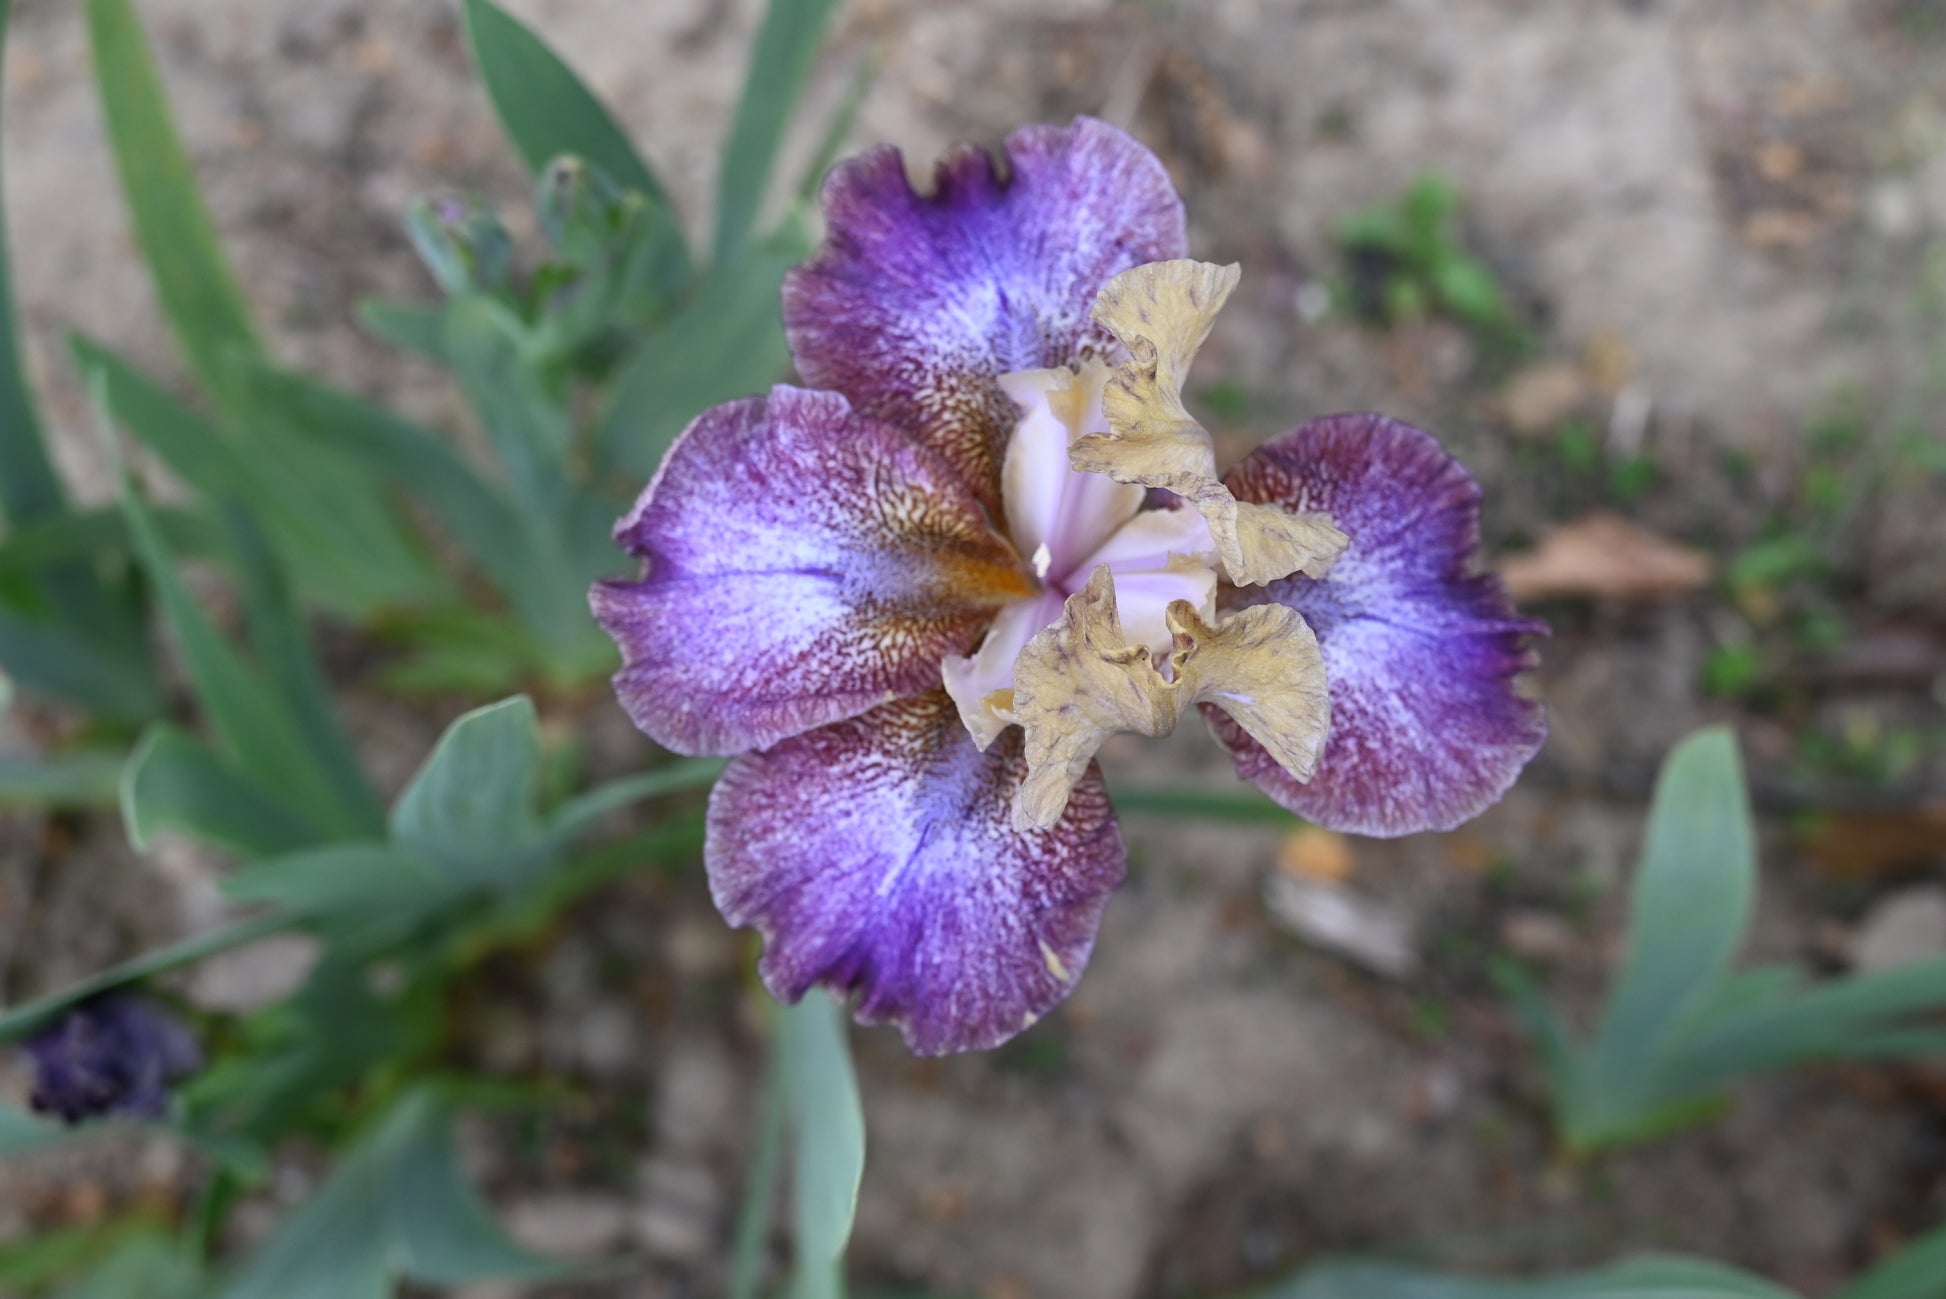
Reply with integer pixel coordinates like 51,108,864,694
24,993,202,1125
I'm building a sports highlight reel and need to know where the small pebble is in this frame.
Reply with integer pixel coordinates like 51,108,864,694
505,1193,631,1258
1851,886,1946,973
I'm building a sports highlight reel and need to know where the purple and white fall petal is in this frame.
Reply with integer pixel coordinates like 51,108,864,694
706,692,1124,1055
1213,414,1548,836
592,385,1033,756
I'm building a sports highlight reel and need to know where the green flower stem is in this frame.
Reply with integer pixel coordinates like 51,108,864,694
0,909,294,1044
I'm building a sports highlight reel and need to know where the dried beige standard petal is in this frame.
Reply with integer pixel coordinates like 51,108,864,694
1166,600,1329,784
1074,259,1349,586
1207,498,1350,586
1083,260,1236,493
1011,568,1175,831
1011,566,1331,830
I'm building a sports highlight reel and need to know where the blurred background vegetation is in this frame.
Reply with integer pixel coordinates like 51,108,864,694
0,1,1943,1297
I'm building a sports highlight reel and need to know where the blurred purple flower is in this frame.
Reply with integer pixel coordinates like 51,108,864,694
593,118,1545,1054
25,992,202,1125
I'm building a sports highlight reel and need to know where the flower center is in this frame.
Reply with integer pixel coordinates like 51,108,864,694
942,360,1221,748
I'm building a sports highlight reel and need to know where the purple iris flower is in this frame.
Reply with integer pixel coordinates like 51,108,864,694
24,992,202,1124
592,119,1545,1054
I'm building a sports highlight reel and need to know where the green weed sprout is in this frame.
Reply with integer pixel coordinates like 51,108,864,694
1502,728,1946,1157
1335,173,1512,335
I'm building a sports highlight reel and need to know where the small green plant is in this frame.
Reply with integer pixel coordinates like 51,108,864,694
1239,1221,1946,1299
79,0,449,624
1335,174,1521,348
1703,395,1931,742
1543,418,1661,507
0,382,722,1085
1501,728,1946,1156
1606,453,1660,504
102,431,384,861
1701,643,1765,701
0,407,847,1293
1795,712,1935,788
65,0,863,698
1551,420,1602,476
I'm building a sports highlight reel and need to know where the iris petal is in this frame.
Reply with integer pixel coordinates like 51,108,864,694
999,365,1144,573
941,592,1065,751
708,691,1126,1055
1070,503,1219,652
1213,414,1548,836
783,118,1188,511
593,387,1033,756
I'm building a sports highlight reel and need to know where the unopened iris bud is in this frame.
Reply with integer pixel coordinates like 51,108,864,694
25,992,202,1125
537,156,640,264
407,195,513,296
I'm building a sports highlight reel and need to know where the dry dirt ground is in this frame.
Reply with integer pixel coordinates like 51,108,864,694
4,2,1946,1297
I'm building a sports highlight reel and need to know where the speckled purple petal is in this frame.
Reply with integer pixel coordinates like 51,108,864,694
783,117,1188,509
1211,414,1547,836
708,690,1125,1055
591,387,1034,756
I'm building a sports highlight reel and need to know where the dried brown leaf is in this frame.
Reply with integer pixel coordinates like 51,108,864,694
1499,512,1712,602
